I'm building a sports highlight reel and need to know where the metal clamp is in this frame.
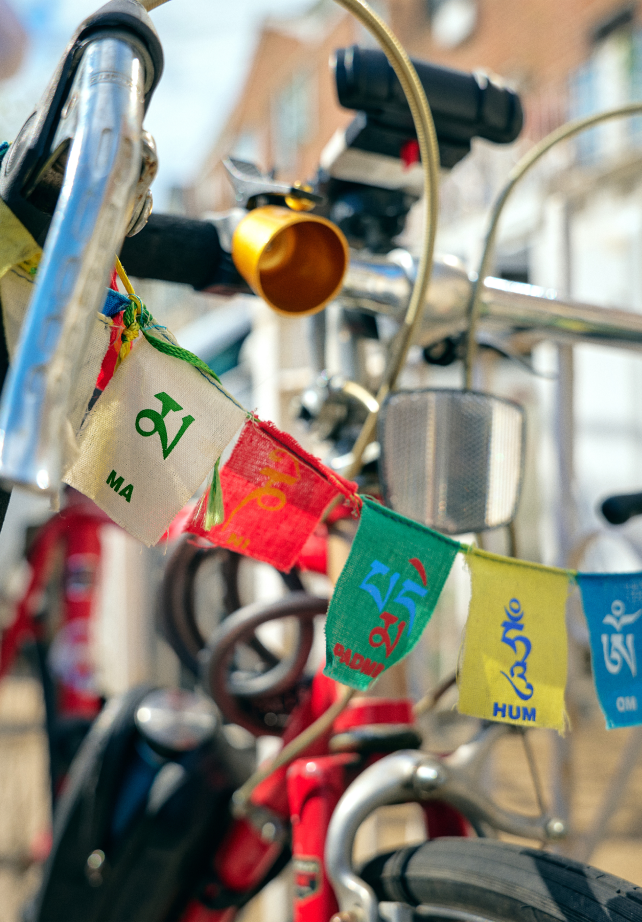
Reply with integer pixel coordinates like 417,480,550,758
223,157,322,209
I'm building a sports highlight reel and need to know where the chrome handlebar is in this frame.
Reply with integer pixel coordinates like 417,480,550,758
0,35,145,495
342,251,642,352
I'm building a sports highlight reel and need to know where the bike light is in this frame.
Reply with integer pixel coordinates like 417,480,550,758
378,389,525,535
232,205,349,316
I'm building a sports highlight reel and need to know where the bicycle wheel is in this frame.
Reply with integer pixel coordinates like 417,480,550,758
360,838,642,921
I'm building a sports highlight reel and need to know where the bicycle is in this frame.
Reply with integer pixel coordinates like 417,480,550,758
2,1,642,920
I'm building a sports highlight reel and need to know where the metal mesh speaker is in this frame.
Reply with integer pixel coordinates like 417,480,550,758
378,389,525,535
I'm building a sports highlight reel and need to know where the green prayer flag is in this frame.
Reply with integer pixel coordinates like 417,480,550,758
324,498,461,690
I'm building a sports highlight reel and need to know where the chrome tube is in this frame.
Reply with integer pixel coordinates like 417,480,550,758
0,36,145,494
341,252,642,351
326,749,420,922
325,747,565,922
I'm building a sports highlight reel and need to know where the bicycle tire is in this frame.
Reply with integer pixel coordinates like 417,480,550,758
360,838,642,921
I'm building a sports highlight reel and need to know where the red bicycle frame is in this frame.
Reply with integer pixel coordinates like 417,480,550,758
0,493,107,714
179,670,469,922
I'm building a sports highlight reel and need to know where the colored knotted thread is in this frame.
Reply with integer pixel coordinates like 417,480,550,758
141,325,222,384
114,257,223,384
116,293,143,366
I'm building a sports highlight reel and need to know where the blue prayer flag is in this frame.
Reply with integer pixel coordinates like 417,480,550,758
102,287,130,317
576,572,642,728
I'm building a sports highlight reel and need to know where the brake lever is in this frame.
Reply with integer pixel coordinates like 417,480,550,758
0,1,163,496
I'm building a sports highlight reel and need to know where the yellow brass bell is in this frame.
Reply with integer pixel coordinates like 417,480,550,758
232,205,349,317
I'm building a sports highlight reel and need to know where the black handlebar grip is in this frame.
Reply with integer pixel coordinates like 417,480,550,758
334,45,523,146
601,492,642,525
119,213,247,292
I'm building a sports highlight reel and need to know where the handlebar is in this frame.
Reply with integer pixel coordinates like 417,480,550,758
0,0,162,239
341,252,642,352
0,1,163,495
601,492,642,525
122,221,642,353
0,34,147,494
2,0,641,496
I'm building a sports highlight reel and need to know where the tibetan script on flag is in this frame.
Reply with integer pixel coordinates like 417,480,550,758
324,498,460,690
188,418,357,571
458,548,570,732
577,572,642,728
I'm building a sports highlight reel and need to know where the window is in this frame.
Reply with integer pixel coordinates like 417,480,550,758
428,0,477,49
271,70,317,174
569,59,599,163
568,23,642,164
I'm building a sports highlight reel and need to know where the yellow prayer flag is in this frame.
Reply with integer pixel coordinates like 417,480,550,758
458,548,570,733
0,197,40,278
0,197,42,357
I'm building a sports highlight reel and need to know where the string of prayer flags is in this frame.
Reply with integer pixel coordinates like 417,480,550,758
458,548,570,732
64,336,246,547
576,573,642,728
188,417,359,572
324,498,460,690
6,198,642,738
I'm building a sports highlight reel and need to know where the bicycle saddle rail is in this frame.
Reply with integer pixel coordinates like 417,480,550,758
0,33,146,494
325,747,567,922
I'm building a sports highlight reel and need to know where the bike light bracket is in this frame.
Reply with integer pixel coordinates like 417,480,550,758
223,157,322,210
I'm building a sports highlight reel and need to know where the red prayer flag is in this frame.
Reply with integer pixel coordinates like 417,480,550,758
188,418,358,571
96,310,125,391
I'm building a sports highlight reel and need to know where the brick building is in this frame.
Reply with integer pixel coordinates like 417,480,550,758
192,1,359,214
193,0,642,211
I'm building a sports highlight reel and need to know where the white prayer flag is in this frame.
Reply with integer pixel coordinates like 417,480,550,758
65,337,246,546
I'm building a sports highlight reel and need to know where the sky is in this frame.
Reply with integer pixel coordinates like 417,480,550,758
2,0,314,207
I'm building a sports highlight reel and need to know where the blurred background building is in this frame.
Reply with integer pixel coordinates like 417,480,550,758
4,1,642,917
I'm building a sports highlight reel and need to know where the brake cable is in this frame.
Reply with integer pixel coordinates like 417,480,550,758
464,101,642,389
